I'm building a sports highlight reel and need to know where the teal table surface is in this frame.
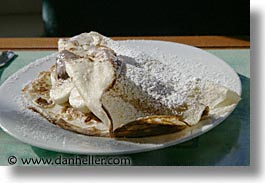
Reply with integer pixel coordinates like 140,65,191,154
0,49,250,166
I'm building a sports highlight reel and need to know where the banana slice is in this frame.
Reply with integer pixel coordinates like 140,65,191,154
49,70,74,104
69,87,90,113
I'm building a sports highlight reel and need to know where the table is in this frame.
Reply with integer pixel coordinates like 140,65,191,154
0,36,250,166
0,36,249,50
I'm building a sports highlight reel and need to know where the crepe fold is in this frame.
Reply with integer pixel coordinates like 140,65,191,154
22,32,241,138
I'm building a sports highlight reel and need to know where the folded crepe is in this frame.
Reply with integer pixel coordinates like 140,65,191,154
22,32,240,138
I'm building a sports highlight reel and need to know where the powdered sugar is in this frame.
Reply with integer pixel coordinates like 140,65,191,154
103,39,238,112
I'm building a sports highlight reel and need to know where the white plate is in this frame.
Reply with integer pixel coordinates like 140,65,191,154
0,40,241,155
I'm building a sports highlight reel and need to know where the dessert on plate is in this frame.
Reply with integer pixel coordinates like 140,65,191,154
22,32,240,138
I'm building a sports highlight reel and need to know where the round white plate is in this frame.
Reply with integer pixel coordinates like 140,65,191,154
0,40,241,155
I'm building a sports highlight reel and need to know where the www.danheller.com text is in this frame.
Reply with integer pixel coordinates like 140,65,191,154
7,155,132,166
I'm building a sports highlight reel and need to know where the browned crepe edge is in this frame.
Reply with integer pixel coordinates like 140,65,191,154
114,115,188,138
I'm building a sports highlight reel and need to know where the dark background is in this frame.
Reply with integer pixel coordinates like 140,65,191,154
42,0,250,37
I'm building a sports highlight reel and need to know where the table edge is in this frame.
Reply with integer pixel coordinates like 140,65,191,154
0,36,250,50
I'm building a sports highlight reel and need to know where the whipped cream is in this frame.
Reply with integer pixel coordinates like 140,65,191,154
50,32,119,130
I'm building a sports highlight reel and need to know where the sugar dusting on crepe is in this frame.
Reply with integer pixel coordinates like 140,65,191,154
19,32,241,138
99,34,240,126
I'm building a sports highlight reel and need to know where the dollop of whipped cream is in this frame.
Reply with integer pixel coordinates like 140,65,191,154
50,32,120,130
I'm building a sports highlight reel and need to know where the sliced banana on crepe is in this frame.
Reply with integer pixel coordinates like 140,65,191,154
50,72,73,105
22,32,241,138
69,87,90,113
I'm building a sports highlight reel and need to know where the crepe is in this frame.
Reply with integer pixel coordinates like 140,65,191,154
22,32,240,138
22,70,110,137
